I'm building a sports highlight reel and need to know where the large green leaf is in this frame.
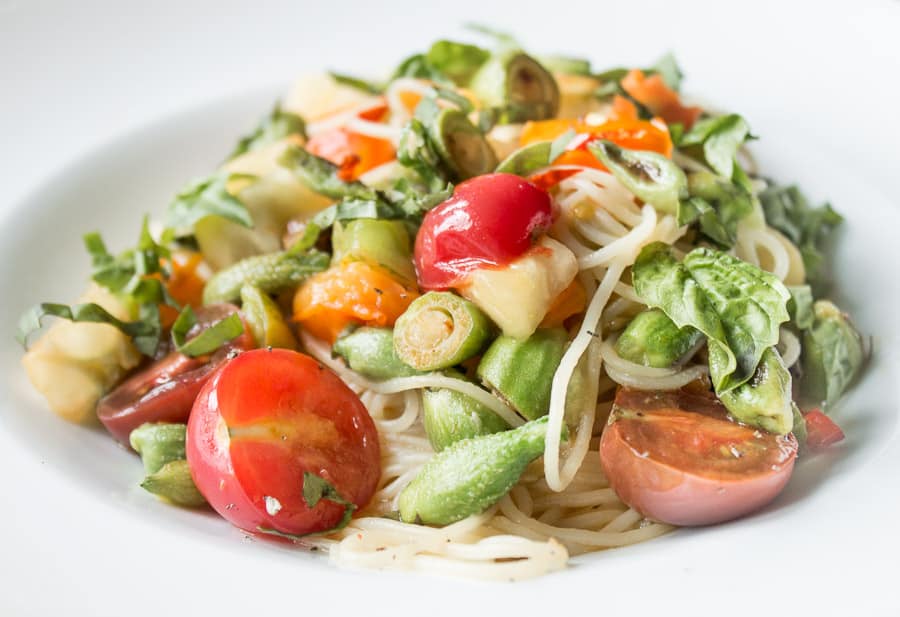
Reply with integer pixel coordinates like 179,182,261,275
632,242,790,392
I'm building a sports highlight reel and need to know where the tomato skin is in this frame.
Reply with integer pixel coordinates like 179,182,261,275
186,348,380,537
97,304,254,445
414,173,554,290
804,410,845,451
600,387,798,526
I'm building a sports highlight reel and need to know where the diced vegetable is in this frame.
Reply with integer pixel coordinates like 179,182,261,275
332,327,421,380
426,108,498,181
281,73,379,122
331,218,415,285
588,140,687,214
801,300,864,409
20,284,142,423
680,171,754,247
718,347,794,435
398,416,564,525
202,250,329,305
129,422,189,474
422,373,510,451
393,292,493,371
306,127,396,181
476,328,567,421
459,236,578,339
141,460,208,508
292,261,418,343
620,69,701,129
615,308,704,368
470,51,560,122
803,409,845,450
239,284,298,350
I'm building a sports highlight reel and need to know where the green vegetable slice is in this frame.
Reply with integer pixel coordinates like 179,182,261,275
202,250,329,305
470,50,559,123
227,104,306,160
615,308,704,368
588,140,687,214
800,300,864,409
679,171,754,247
717,346,794,435
679,114,751,179
333,327,423,380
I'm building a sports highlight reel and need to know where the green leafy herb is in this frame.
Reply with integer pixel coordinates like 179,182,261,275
425,40,490,85
17,302,161,356
651,52,683,91
227,104,306,160
166,171,255,236
679,114,751,179
495,141,552,176
302,472,357,531
679,171,754,247
390,54,453,85
786,285,814,330
310,198,401,229
328,71,383,95
170,306,244,357
397,117,451,191
278,144,380,201
758,184,843,293
548,128,576,163
801,300,864,409
632,242,790,393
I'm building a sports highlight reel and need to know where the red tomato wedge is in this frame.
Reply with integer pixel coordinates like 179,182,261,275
97,303,254,445
804,409,845,451
414,173,554,290
600,387,798,526
186,348,380,537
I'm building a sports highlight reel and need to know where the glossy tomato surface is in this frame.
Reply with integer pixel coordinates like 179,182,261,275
600,387,798,526
97,303,254,445
186,348,380,537
414,173,554,290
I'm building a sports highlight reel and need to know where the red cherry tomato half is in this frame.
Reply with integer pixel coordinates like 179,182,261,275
600,387,798,526
804,409,845,451
414,173,554,290
97,303,254,445
186,348,380,537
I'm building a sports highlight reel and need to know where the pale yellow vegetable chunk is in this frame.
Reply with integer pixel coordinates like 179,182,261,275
282,73,378,122
21,284,141,423
460,237,578,340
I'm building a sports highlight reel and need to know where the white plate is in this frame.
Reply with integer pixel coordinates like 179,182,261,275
2,1,899,616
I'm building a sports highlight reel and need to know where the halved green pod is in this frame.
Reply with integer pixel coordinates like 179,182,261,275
588,140,687,215
202,250,329,305
427,108,498,181
331,219,415,285
129,422,188,472
141,460,207,508
719,347,794,435
476,328,567,421
470,51,560,122
422,372,510,451
332,327,422,380
615,308,704,368
398,416,565,525
495,140,552,176
393,292,493,371
239,284,298,350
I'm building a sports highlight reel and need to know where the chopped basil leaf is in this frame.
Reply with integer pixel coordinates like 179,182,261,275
786,285,814,330
17,302,161,356
759,183,843,293
302,472,357,532
278,144,379,201
327,71,383,95
390,54,453,85
425,40,490,85
679,171,754,247
495,141,552,176
397,117,451,191
310,198,401,229
170,306,244,357
227,104,306,161
166,171,255,236
548,128,576,163
801,300,864,409
632,242,790,393
285,222,322,256
651,52,683,91
680,114,751,178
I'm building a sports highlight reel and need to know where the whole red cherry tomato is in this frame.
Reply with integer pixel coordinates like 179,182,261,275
186,348,380,537
414,173,554,290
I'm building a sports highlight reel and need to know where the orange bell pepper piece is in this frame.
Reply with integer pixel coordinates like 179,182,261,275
620,69,701,129
293,261,418,343
540,278,587,328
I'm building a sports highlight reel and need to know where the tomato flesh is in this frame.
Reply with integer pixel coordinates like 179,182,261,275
414,173,554,290
186,348,380,537
804,409,845,451
600,387,798,526
97,303,254,445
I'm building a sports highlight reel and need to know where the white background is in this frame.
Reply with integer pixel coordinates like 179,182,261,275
1,1,899,616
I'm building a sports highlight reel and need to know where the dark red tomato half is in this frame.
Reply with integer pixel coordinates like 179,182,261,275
186,348,380,537
414,173,554,290
600,387,798,526
97,303,254,445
